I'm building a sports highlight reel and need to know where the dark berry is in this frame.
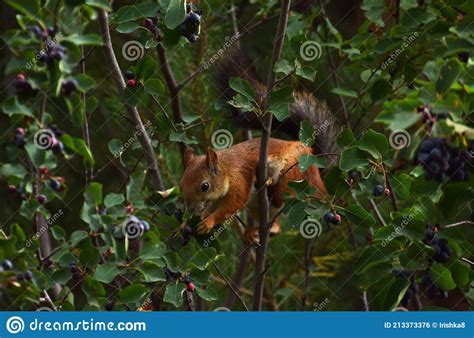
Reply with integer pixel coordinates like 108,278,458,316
51,140,64,154
61,79,78,96
2,260,13,270
141,220,150,232
348,170,359,181
70,265,78,273
125,71,134,80
17,274,25,282
7,185,17,194
332,214,342,225
37,194,47,204
373,184,384,196
49,125,63,138
324,212,335,223
24,270,33,281
144,18,154,28
16,127,25,136
384,188,391,196
127,79,137,87
40,166,49,175
16,73,26,81
181,225,192,236
105,302,114,311
73,271,82,280
50,179,61,191
175,208,183,222
183,274,192,284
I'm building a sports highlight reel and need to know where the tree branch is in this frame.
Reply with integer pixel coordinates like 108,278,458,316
97,9,164,191
253,0,291,311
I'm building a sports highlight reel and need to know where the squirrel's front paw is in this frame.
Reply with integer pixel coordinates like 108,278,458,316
196,217,215,235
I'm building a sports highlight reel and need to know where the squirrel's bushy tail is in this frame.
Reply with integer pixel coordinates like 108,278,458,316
215,49,340,165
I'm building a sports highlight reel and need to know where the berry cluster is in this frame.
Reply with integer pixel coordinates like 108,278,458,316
125,71,137,87
422,274,449,300
180,225,193,246
144,18,159,39
415,138,471,182
324,212,342,225
69,261,82,280
13,73,37,97
28,25,67,63
1,260,34,283
179,11,201,43
401,280,419,307
423,226,451,263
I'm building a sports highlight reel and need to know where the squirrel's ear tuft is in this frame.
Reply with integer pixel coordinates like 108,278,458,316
184,147,195,167
205,147,219,175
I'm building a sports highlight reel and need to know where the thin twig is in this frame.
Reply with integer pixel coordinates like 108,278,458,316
253,0,292,311
97,9,164,191
443,220,474,228
369,198,387,226
212,262,249,311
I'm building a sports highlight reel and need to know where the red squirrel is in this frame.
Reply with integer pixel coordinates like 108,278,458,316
180,50,339,238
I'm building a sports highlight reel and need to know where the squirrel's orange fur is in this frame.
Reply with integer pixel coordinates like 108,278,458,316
180,138,327,236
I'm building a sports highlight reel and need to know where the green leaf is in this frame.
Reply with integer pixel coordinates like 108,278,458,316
337,128,356,148
126,171,145,206
164,251,181,272
2,96,33,117
361,0,385,27
82,276,105,302
84,182,102,206
370,79,391,102
79,246,101,269
299,120,315,146
295,65,316,81
116,22,140,34
115,2,160,23
187,248,219,270
50,225,65,241
61,134,95,166
196,286,218,301
332,87,357,98
341,204,376,227
164,0,186,29
356,129,388,160
1,164,27,178
430,263,456,291
163,283,184,307
299,154,326,171
144,78,165,95
104,193,125,208
74,74,96,92
70,231,88,246
139,261,166,282
435,59,462,95
339,147,368,171
449,260,470,288
5,0,40,18
118,284,148,304
229,77,256,101
85,0,111,11
136,56,157,81
62,34,103,46
268,87,294,121
274,59,294,75
94,264,119,284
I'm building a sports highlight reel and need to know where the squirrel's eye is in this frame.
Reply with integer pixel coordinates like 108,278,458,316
200,181,210,192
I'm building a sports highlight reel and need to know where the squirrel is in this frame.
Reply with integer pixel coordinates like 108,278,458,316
180,49,339,239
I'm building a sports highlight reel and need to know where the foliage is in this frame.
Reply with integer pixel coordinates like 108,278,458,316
0,0,473,311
